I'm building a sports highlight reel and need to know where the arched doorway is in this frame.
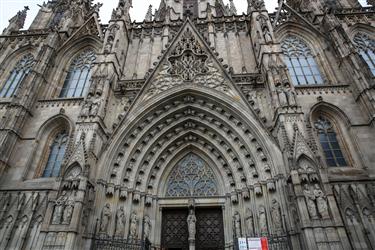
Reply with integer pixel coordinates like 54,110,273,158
160,153,225,250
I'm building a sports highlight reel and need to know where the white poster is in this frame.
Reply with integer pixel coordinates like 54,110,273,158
238,238,248,250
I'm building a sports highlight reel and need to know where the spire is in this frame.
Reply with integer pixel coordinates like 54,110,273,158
144,5,153,22
111,0,132,23
247,0,266,12
229,0,237,15
2,6,29,35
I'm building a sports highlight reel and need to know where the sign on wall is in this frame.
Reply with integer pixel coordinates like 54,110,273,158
238,238,269,250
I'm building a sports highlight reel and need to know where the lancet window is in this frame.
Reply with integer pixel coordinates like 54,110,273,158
42,131,68,177
166,153,219,197
314,116,348,167
353,32,375,75
281,35,324,85
0,54,35,98
59,49,96,98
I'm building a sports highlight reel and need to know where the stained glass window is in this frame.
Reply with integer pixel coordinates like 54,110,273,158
0,54,35,98
59,49,96,98
353,33,375,75
42,131,68,177
166,153,218,197
281,35,324,85
314,116,348,167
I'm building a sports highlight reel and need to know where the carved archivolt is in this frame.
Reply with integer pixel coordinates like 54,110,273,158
103,93,278,199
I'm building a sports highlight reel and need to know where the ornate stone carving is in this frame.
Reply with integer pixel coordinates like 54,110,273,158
314,184,330,219
62,198,74,225
146,28,231,98
303,184,318,219
99,203,111,234
129,212,138,238
52,191,68,225
115,207,126,236
245,208,255,236
144,215,152,239
271,199,283,234
166,153,218,197
259,206,268,236
187,209,197,240
233,211,242,237
2,6,29,35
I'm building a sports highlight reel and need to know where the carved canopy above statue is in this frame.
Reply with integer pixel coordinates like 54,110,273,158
166,153,219,197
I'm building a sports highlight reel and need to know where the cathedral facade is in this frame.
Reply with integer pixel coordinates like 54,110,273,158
0,0,374,249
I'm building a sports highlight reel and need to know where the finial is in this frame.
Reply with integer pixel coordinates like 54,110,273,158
145,4,153,22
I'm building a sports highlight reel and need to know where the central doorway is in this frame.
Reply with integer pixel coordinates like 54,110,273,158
161,207,225,250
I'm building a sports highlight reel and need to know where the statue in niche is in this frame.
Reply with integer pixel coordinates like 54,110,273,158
303,184,318,219
259,206,268,236
52,191,67,224
90,98,101,117
245,208,255,236
263,28,273,44
115,207,126,236
187,209,197,240
271,199,283,234
129,212,138,238
314,184,329,219
62,198,74,225
99,203,111,233
144,215,152,239
80,101,91,118
233,211,242,237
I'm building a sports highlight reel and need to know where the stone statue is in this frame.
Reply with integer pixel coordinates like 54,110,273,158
144,215,152,239
80,101,91,118
129,212,138,238
115,207,126,236
271,199,283,234
187,209,197,240
233,211,241,237
62,199,74,225
303,184,318,219
99,203,111,233
284,84,297,106
90,99,101,117
245,208,255,236
314,184,330,219
263,28,273,44
52,191,67,224
259,206,268,236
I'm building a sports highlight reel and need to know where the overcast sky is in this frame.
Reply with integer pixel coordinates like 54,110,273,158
0,0,279,31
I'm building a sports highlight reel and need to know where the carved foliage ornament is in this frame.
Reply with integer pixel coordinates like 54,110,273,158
166,153,219,197
147,28,231,98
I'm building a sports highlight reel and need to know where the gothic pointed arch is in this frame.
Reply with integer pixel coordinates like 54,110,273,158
164,152,220,198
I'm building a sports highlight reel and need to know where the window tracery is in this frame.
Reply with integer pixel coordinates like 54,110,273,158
353,32,375,75
42,131,68,178
281,35,324,85
166,153,218,197
314,116,348,167
0,54,35,98
59,49,96,98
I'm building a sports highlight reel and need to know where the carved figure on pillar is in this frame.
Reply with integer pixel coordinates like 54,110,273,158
245,208,255,236
129,212,138,238
233,211,242,237
115,206,126,236
99,203,111,234
62,198,74,225
80,101,91,118
271,199,283,234
303,184,318,219
144,215,152,240
187,209,197,240
259,206,268,236
52,191,67,225
314,184,330,219
90,98,102,117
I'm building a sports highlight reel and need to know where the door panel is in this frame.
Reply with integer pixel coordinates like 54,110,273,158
195,208,225,250
161,209,189,250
